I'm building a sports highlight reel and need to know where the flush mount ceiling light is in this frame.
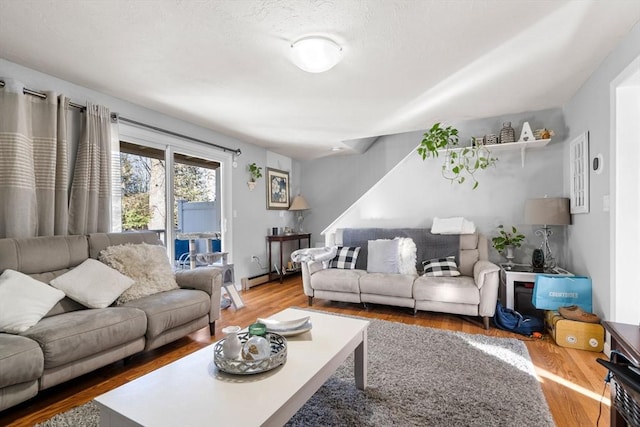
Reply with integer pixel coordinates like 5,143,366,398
290,36,342,73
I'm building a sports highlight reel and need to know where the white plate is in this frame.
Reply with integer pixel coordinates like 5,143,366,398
269,320,312,337
257,316,311,331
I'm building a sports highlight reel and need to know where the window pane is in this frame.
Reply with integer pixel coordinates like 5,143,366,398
120,150,166,239
174,153,221,261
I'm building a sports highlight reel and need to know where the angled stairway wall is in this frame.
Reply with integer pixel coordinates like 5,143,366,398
301,108,567,265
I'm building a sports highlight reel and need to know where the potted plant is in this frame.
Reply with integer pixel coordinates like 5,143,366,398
491,225,525,265
417,123,497,189
247,162,262,190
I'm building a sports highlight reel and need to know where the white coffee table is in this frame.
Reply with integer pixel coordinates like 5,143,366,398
95,308,369,426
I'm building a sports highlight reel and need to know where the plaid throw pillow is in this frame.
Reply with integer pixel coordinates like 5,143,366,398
422,256,460,277
329,246,361,269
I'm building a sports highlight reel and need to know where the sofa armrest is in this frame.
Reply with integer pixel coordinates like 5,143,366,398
473,260,500,289
473,260,500,318
308,260,325,275
175,268,223,326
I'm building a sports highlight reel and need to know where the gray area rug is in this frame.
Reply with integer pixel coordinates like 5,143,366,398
37,318,554,427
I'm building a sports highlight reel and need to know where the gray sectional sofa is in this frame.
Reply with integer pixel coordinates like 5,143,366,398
0,231,222,412
300,228,500,329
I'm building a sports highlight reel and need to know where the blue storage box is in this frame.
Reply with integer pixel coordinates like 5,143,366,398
532,275,592,312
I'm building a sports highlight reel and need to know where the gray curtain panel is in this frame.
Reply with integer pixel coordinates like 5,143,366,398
68,103,112,235
0,79,69,238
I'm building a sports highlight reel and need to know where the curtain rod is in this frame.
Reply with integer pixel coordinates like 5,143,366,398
0,80,85,110
111,113,242,157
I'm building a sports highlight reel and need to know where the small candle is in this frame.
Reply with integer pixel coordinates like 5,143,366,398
248,322,266,337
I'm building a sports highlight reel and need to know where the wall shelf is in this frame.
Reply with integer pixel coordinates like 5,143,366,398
437,138,551,168
489,139,551,167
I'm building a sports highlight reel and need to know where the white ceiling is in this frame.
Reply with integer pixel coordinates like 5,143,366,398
1,1,638,160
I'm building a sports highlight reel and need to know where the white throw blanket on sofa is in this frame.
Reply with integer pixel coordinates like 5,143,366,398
431,217,476,235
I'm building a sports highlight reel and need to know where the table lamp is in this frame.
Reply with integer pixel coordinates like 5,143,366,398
524,197,570,269
289,195,310,233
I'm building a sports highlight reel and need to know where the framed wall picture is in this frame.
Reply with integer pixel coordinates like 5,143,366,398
266,168,290,210
569,132,589,214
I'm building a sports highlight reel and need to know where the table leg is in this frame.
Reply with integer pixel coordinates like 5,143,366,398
505,273,515,309
354,329,368,390
268,240,273,281
279,240,284,283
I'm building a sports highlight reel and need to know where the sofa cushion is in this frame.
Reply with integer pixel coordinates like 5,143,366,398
0,235,88,275
328,246,361,269
359,273,415,298
0,269,66,333
367,239,399,273
22,307,147,369
99,243,179,304
413,276,479,305
0,334,43,388
311,268,366,293
122,289,210,339
422,256,460,277
49,259,134,309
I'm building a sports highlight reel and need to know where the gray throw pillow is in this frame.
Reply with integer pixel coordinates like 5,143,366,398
367,239,399,274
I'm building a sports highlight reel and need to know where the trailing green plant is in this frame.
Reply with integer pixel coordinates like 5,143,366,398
417,123,497,189
248,162,263,182
491,225,525,253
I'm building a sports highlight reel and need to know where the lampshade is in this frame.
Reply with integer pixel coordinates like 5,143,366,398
289,195,310,211
524,198,571,225
290,36,342,73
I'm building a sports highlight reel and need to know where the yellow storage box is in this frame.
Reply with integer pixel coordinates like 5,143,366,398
545,311,604,352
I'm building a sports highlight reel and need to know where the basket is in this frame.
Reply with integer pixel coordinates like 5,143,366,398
213,332,287,375
612,377,640,427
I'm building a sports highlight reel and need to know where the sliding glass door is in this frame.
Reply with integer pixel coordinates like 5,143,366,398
113,122,233,265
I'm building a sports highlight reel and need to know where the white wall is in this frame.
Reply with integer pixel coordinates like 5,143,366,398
0,58,298,283
301,109,567,265
562,21,640,321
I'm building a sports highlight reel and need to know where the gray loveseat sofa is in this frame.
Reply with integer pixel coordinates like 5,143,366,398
300,228,500,329
0,231,222,412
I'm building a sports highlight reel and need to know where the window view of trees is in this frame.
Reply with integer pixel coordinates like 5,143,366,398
121,153,156,230
120,151,216,231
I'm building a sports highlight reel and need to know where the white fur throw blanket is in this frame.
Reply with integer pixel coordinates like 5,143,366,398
99,243,179,305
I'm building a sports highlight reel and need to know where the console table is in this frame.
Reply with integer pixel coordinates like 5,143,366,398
499,263,572,310
602,321,640,427
267,233,311,283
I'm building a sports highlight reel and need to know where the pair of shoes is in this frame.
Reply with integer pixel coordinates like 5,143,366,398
558,305,601,323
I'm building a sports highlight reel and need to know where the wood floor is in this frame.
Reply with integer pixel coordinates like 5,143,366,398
0,275,611,427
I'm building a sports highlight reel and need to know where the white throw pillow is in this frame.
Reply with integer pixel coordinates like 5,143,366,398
367,239,399,274
99,243,179,305
396,237,417,275
0,269,66,334
50,259,135,309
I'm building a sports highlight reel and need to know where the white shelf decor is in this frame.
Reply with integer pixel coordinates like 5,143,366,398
439,138,551,168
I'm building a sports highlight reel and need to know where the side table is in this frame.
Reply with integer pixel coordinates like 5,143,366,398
500,263,572,310
267,233,311,283
602,321,640,427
